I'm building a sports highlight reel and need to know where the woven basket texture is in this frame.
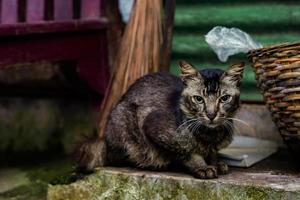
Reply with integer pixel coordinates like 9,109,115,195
248,42,300,156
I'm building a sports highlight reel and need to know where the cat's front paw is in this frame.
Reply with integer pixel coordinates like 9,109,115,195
217,161,229,175
194,166,218,179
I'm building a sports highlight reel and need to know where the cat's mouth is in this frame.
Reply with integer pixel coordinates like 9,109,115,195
203,118,224,128
206,122,219,128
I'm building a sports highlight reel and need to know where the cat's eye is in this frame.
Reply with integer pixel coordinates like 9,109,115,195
220,95,231,103
194,95,204,103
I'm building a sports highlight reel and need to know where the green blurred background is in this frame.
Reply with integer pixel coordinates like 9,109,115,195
170,0,300,100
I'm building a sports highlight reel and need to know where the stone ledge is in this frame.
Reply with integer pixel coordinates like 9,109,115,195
48,167,300,200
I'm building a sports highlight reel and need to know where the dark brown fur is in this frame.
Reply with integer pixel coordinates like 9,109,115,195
76,61,244,179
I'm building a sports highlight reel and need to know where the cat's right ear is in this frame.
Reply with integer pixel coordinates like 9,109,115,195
178,60,201,83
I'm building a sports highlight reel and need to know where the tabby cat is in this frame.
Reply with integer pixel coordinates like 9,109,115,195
76,61,245,179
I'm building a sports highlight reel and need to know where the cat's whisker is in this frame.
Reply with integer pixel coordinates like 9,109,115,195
226,118,251,128
228,121,239,135
189,118,205,134
192,120,204,134
176,122,194,132
225,117,255,135
176,117,205,132
231,122,241,135
224,120,239,135
176,118,198,132
189,121,200,134
183,120,199,133
178,118,199,127
220,117,249,129
188,118,204,131
180,120,200,135
177,121,194,134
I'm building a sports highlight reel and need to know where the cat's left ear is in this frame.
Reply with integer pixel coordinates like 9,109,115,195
178,60,201,83
221,62,245,87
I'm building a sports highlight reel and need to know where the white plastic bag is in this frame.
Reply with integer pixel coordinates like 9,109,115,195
205,26,263,62
118,0,134,23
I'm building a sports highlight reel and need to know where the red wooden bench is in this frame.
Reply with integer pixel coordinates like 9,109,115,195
0,0,110,96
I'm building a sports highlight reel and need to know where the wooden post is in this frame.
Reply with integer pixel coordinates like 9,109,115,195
160,0,176,72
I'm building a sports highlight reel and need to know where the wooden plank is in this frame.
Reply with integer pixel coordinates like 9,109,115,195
0,32,110,95
81,0,102,19
26,0,45,22
1,0,18,24
54,0,73,21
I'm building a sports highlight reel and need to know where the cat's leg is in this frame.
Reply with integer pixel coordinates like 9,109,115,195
143,110,217,179
206,151,229,175
183,154,218,179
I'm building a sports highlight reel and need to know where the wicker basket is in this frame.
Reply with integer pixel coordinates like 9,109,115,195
248,42,300,157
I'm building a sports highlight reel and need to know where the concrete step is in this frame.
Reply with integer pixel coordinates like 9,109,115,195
2,151,298,200
48,161,300,200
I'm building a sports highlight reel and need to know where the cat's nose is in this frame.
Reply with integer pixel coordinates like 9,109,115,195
207,112,217,121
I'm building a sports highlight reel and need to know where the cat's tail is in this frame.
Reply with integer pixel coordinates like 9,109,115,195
74,134,107,172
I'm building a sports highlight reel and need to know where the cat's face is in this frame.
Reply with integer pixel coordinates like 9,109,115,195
179,61,244,128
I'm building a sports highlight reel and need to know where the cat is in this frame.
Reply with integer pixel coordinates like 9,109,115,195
76,60,245,179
